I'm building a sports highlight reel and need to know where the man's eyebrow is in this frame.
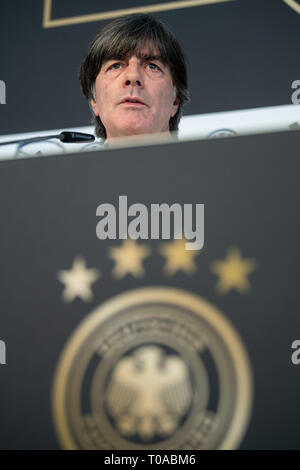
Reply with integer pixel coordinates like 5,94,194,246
103,53,127,63
102,53,166,67
138,54,165,63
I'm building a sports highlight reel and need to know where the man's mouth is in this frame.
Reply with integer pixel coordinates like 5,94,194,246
120,97,147,106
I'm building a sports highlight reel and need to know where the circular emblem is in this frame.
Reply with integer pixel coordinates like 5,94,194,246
207,128,238,139
52,287,253,450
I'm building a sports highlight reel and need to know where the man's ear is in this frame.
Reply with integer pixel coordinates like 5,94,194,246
90,99,99,117
171,95,180,118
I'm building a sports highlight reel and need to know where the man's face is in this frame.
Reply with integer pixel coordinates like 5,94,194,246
90,44,179,141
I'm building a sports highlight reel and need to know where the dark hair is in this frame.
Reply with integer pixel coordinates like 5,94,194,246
79,14,190,139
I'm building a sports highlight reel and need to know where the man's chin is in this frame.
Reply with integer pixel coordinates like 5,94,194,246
107,129,172,147
113,122,155,137
105,117,170,143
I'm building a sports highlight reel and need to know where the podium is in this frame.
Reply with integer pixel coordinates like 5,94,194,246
0,130,299,449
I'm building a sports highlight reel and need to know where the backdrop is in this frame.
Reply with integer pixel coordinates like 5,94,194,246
0,0,299,135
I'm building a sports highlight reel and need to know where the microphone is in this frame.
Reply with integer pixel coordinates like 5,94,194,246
59,132,95,143
0,131,95,147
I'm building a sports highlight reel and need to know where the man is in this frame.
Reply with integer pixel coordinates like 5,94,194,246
79,14,190,144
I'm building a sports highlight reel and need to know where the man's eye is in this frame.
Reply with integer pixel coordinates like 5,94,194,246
109,63,122,70
148,63,160,71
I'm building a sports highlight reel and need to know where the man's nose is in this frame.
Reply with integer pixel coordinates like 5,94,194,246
123,61,143,87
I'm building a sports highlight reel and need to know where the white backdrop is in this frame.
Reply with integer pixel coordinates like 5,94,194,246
0,104,299,160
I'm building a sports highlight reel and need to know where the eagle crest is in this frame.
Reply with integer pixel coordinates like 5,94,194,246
105,346,193,440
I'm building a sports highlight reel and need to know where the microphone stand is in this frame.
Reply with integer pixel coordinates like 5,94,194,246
0,131,95,147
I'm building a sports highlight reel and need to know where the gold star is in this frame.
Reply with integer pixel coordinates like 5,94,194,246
159,239,200,276
57,256,100,303
211,247,257,294
108,239,151,279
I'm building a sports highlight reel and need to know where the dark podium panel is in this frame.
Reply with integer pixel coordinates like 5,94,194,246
0,131,300,450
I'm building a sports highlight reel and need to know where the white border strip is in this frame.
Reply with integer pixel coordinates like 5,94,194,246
0,104,299,160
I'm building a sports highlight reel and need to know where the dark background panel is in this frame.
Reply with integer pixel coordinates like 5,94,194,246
51,0,167,18
0,131,300,448
0,0,299,135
